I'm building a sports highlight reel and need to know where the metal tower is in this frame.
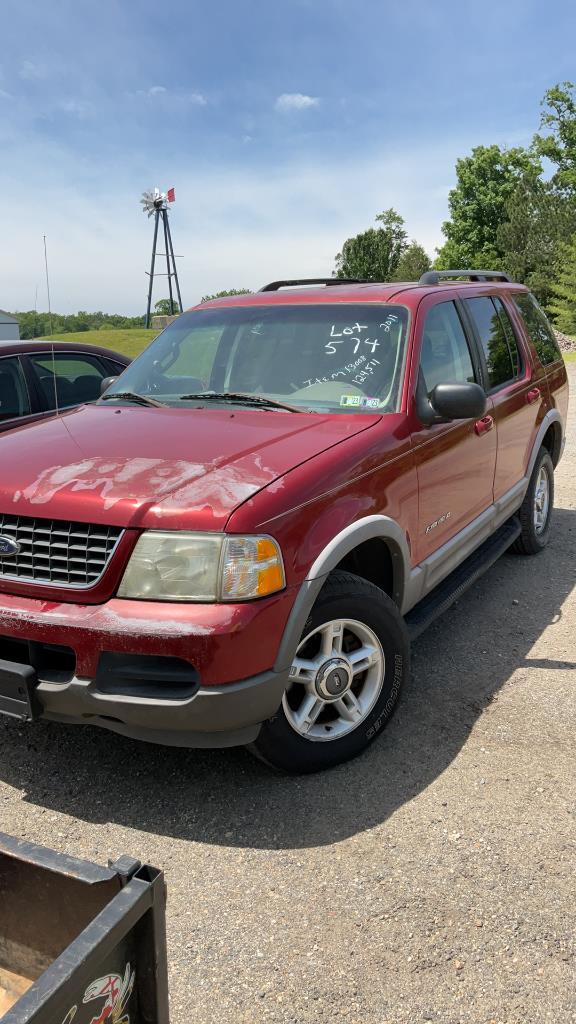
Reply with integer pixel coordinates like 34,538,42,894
140,187,183,327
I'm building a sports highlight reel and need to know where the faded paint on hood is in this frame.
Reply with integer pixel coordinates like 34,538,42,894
3,404,379,530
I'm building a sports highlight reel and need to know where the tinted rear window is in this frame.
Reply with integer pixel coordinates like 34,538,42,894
512,293,562,366
464,296,521,390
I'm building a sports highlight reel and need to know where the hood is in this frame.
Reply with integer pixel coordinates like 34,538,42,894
2,404,379,530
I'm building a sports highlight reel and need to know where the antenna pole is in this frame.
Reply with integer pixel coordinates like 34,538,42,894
43,235,53,335
165,214,183,313
145,208,161,328
162,209,175,316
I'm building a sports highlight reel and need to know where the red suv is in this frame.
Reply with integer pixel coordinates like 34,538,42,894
0,271,568,772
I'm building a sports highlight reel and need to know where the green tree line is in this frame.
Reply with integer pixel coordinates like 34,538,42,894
14,309,146,340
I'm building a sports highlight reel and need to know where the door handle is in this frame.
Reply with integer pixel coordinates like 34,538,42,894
527,387,541,404
474,414,494,436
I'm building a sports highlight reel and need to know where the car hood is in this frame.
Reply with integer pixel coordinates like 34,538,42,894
3,404,379,530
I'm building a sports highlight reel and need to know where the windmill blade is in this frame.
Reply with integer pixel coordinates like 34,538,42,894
140,187,167,217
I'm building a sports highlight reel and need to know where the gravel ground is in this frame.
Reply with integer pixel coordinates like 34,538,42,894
1,368,574,1024
554,330,576,353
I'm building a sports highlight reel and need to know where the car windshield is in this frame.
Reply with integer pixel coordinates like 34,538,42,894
102,303,409,414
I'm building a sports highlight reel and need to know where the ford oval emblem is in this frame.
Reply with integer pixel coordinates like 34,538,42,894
0,536,20,558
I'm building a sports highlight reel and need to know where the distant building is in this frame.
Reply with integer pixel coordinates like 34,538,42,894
0,311,19,342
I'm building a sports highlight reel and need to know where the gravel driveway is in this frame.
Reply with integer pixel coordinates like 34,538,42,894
1,367,574,1024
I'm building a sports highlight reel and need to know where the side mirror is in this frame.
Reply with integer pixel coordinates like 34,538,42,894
100,376,117,396
430,382,487,421
416,375,487,425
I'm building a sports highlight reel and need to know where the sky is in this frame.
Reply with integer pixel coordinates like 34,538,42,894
1,0,575,315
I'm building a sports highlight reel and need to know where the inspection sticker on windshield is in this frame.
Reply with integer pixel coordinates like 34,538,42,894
340,395,380,408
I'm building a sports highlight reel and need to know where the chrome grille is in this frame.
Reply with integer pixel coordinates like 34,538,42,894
0,514,123,588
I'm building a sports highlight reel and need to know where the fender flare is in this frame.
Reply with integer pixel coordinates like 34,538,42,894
527,409,563,477
274,515,411,673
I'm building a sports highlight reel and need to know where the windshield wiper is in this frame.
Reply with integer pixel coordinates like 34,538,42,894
101,391,165,408
179,391,302,413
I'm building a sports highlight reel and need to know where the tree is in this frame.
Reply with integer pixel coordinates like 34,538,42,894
200,288,251,302
497,178,576,306
435,145,542,269
154,299,178,316
334,209,408,281
548,234,576,334
391,241,431,281
14,310,145,339
534,81,576,194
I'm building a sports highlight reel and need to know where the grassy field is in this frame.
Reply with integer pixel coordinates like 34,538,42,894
563,350,576,362
37,328,158,359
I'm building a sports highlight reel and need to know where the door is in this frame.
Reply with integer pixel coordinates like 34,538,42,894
461,294,543,503
410,296,497,564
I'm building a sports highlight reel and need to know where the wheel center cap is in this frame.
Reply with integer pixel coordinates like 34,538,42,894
315,657,352,700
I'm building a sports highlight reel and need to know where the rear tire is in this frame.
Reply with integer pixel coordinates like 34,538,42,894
512,447,554,555
250,571,409,774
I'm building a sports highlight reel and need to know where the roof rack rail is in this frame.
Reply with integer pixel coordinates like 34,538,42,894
419,269,511,285
259,278,373,292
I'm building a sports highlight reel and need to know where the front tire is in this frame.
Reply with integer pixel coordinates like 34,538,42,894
250,571,409,773
512,447,554,555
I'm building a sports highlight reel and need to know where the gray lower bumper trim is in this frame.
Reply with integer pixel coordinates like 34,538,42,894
38,668,289,748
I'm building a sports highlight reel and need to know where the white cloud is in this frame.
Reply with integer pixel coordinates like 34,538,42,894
59,98,93,118
136,85,207,106
19,60,48,81
275,93,319,112
0,89,12,100
185,92,207,106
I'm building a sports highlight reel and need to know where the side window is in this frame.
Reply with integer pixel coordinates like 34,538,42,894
0,357,31,421
420,301,475,394
464,296,518,390
492,297,522,378
28,352,109,409
107,360,129,376
512,292,562,366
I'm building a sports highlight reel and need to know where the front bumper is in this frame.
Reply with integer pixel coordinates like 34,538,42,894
0,590,295,747
38,666,289,747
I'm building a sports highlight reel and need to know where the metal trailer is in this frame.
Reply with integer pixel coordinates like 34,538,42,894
0,832,169,1023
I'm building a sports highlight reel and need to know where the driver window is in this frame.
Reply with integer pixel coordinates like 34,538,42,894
420,301,475,395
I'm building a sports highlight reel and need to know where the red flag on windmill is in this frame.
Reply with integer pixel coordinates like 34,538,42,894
167,187,175,202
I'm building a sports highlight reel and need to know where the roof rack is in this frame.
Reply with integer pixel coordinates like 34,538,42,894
419,269,511,285
259,278,373,292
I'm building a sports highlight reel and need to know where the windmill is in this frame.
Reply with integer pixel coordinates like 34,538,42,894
140,186,183,327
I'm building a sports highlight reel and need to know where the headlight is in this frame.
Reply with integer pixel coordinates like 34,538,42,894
117,532,285,602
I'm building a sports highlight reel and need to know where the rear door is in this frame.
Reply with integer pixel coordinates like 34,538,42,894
410,295,497,563
460,293,542,503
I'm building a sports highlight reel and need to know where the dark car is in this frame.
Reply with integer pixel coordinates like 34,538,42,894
0,340,130,431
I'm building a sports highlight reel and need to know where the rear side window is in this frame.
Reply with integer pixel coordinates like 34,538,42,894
420,300,476,394
29,352,110,409
0,356,30,421
464,296,521,390
512,293,562,366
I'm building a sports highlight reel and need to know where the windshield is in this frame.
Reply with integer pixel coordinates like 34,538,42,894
103,303,409,414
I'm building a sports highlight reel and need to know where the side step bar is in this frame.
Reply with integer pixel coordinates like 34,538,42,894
405,518,521,640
